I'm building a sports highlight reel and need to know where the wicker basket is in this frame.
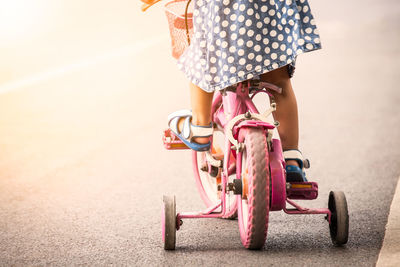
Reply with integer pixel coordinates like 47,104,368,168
165,0,194,59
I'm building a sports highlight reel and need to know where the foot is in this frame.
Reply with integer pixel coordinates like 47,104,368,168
285,159,299,167
178,118,211,144
283,150,309,182
167,110,212,151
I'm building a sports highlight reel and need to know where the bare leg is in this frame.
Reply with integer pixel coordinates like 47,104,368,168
260,66,299,167
190,82,214,126
177,82,214,144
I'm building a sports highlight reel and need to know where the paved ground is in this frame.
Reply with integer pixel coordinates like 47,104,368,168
0,0,400,266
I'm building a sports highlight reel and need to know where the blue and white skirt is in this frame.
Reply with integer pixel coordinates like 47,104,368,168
177,0,321,92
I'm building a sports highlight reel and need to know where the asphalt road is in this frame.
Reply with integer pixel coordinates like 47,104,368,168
1,0,400,266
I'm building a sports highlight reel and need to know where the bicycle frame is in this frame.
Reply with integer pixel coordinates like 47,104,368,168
177,80,332,226
178,81,278,223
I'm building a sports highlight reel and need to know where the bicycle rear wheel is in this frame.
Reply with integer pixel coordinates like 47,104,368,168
237,128,270,249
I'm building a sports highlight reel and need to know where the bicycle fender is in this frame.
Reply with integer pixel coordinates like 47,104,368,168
233,120,275,136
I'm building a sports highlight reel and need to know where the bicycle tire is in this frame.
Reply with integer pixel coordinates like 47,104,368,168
237,128,270,249
162,195,176,250
328,191,349,246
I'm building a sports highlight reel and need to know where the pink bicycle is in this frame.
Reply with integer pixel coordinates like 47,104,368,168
162,79,349,250
141,0,349,250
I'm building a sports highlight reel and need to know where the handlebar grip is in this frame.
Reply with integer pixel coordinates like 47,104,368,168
141,3,151,11
140,0,162,12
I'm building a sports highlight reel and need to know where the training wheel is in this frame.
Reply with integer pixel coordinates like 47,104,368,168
328,191,349,246
162,195,177,250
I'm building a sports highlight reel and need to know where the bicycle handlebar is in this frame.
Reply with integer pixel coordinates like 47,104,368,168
141,0,163,11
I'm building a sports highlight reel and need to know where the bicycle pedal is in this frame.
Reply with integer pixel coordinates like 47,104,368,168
162,129,190,150
286,182,318,200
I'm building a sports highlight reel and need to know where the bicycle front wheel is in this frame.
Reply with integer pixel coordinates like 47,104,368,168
237,128,270,249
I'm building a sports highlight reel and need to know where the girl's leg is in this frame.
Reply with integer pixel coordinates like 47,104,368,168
190,82,214,143
190,82,214,127
177,82,214,144
260,66,300,167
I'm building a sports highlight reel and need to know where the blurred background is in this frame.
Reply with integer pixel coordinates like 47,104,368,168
0,0,175,179
0,0,157,84
0,0,399,265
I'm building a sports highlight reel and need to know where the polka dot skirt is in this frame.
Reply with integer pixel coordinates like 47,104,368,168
177,0,321,92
